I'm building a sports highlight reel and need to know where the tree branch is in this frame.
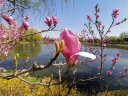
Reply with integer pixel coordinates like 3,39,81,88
0,29,60,44
2,52,60,80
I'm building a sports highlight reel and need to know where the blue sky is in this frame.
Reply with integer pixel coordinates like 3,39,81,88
24,0,128,38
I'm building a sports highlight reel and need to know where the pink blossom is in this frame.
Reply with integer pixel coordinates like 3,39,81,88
102,25,105,29
119,72,123,75
3,50,8,57
107,70,112,75
98,21,101,26
97,8,100,12
0,0,4,9
95,4,98,9
103,43,106,46
97,66,101,70
108,29,111,32
112,67,115,69
112,8,119,18
22,20,29,30
24,16,29,20
124,67,127,72
89,26,92,30
87,15,91,21
44,17,52,27
115,21,119,24
112,57,116,64
97,54,101,58
104,57,107,61
116,52,120,57
112,8,119,13
96,14,100,18
60,29,96,65
52,16,58,26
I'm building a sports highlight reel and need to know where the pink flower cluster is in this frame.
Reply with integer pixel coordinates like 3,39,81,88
124,67,127,72
44,16,58,27
0,0,4,9
1,15,30,56
107,70,112,75
112,57,116,64
112,8,119,18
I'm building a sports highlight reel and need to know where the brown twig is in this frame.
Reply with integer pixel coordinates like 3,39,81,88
0,8,17,14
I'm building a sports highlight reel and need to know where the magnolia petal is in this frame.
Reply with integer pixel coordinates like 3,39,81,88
71,52,96,60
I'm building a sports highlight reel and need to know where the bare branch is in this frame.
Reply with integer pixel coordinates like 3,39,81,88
2,52,60,80
0,8,17,14
0,29,60,44
17,76,61,86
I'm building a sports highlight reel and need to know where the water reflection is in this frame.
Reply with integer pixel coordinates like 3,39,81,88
0,43,42,59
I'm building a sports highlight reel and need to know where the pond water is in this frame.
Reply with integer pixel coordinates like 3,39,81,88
0,43,128,92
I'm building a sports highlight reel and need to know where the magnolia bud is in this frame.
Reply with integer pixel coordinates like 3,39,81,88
59,40,64,52
55,41,60,54
51,74,53,79
14,56,18,66
124,18,127,21
74,60,78,65
33,61,38,69
16,54,19,60
26,57,29,63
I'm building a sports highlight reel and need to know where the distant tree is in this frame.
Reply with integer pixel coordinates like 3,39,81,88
22,28,42,42
120,32,128,42
108,36,120,43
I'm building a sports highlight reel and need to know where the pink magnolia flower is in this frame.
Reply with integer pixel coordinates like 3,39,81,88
107,70,112,75
22,20,29,30
60,29,96,65
2,14,16,26
52,16,58,27
44,17,52,27
116,52,120,57
124,67,127,72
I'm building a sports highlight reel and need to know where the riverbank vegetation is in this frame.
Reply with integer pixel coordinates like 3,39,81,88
21,28,42,42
